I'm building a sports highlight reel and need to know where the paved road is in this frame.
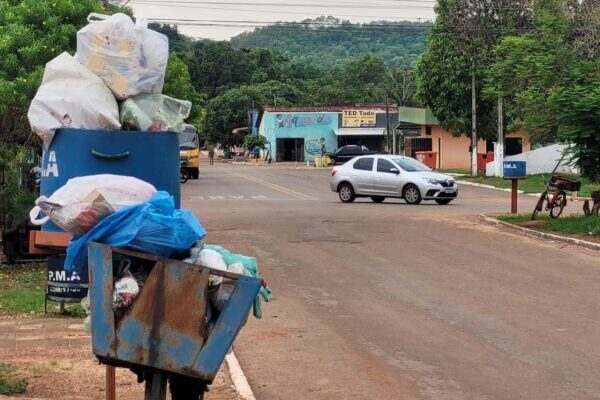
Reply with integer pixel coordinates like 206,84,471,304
183,163,599,400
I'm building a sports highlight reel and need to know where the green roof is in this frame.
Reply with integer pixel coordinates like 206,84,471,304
398,107,439,125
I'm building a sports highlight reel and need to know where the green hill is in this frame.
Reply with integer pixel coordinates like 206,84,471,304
229,16,432,69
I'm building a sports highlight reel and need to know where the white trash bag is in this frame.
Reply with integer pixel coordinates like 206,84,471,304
75,13,169,99
29,175,156,235
27,52,121,148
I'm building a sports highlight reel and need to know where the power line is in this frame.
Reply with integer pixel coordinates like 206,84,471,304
133,1,435,19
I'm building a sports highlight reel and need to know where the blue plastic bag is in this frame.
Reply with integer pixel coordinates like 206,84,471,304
65,191,206,274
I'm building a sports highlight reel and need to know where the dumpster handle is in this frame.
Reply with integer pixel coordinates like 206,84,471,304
91,149,130,160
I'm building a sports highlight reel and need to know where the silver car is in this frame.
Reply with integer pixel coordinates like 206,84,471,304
329,155,458,205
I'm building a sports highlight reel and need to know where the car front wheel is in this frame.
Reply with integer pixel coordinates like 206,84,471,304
338,183,356,203
403,184,422,205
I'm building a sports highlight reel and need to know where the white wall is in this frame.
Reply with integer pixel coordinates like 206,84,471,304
486,144,578,176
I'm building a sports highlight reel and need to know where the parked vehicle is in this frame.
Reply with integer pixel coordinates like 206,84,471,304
179,124,200,179
330,155,458,205
326,145,377,165
180,159,190,183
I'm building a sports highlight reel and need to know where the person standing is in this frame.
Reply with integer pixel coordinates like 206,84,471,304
208,147,215,165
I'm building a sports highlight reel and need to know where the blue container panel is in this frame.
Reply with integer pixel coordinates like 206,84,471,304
41,129,180,231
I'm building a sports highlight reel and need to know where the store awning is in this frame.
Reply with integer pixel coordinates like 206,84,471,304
334,128,386,136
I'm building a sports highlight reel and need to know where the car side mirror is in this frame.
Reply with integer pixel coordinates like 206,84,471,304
389,168,400,174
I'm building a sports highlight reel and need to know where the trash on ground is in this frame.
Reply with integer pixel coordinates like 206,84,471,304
29,174,156,235
65,191,206,274
75,13,169,99
27,52,121,147
120,94,192,133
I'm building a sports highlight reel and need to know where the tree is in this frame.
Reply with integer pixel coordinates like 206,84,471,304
243,135,268,151
162,53,206,130
416,0,532,175
203,86,268,149
485,0,570,144
230,17,432,69
390,67,417,107
0,0,127,146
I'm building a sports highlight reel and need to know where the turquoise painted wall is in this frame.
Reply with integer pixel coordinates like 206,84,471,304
260,112,338,161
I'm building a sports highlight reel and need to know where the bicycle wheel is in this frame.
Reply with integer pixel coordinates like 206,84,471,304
550,191,567,219
532,192,547,220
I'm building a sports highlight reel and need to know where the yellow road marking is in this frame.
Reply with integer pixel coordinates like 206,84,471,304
230,172,317,200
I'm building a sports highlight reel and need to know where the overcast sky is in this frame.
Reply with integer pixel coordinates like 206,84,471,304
129,0,436,41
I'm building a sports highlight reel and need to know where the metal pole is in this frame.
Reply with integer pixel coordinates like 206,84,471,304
386,90,391,154
471,60,478,177
511,179,518,214
106,366,116,400
497,96,504,177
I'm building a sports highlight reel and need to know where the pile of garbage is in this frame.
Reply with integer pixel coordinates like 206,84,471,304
27,13,190,148
32,175,270,329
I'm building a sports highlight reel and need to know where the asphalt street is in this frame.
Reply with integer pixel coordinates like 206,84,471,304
183,162,600,400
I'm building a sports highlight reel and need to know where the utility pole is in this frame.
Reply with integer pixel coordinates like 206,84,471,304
386,90,392,154
470,60,478,177
496,95,504,177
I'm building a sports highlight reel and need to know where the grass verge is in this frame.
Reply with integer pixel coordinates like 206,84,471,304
0,363,27,395
458,173,600,197
497,214,600,237
0,263,85,317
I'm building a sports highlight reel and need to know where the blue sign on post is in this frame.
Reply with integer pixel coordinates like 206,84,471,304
503,161,526,178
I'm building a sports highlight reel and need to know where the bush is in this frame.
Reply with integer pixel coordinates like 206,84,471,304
242,135,268,151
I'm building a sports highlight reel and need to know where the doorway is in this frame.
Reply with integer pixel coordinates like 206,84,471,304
276,138,305,162
505,138,523,156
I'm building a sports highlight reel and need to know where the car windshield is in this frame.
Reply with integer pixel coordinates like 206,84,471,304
179,128,197,150
392,158,430,172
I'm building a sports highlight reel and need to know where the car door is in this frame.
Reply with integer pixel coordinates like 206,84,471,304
350,157,375,194
339,146,355,162
373,158,402,195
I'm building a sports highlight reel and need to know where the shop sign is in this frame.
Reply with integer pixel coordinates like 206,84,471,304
342,110,377,128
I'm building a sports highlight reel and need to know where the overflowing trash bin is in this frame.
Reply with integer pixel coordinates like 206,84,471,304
25,12,271,398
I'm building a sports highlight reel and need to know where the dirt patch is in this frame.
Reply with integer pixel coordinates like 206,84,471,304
0,319,238,400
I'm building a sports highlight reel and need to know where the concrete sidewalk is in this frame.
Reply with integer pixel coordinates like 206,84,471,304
0,318,238,400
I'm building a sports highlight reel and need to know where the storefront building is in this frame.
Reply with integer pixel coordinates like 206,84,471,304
258,106,398,162
398,107,530,170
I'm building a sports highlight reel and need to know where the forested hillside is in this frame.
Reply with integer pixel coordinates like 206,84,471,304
230,17,432,68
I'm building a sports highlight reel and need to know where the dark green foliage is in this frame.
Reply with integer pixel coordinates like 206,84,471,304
243,135,268,151
230,17,431,69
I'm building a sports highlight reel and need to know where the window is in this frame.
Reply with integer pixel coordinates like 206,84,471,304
377,159,396,173
392,157,430,172
353,157,374,171
425,126,432,136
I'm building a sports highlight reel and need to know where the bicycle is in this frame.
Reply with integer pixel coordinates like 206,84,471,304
531,175,580,220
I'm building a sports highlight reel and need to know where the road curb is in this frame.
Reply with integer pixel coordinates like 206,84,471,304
458,180,591,201
226,351,256,400
479,213,600,251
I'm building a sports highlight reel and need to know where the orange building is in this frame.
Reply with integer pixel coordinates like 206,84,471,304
397,107,530,170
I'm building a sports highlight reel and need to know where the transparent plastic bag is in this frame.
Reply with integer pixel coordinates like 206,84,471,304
120,94,191,133
29,174,156,235
76,13,169,99
65,192,206,275
27,52,121,148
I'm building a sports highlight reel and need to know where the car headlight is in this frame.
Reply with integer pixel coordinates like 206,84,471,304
425,178,441,185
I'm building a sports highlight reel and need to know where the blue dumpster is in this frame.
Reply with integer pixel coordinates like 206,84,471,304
88,243,262,384
40,128,181,232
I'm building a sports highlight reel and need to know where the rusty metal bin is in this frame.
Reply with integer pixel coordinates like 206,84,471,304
87,242,262,383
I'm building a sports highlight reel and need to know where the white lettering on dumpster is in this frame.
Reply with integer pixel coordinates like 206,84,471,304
44,151,59,177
